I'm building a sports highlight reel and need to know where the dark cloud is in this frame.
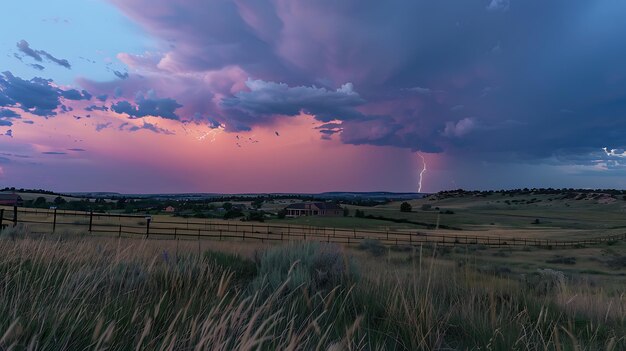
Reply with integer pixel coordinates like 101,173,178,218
91,0,626,168
16,40,42,61
42,151,67,155
61,89,92,101
0,71,94,117
16,40,71,69
0,109,20,118
113,70,129,79
85,104,109,111
222,80,365,122
96,94,108,102
111,91,182,120
0,108,20,127
67,148,86,152
30,64,45,71
95,122,112,132
0,71,60,116
22,120,34,124
125,121,174,135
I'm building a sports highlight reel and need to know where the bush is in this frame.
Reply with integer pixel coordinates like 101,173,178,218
204,250,257,283
358,238,385,256
0,223,30,240
545,256,576,265
276,209,287,219
522,269,565,295
223,208,244,219
251,242,358,296
246,210,265,222
605,256,626,269
400,202,412,212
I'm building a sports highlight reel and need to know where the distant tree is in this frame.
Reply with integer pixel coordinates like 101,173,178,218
355,209,365,218
247,211,265,222
277,209,287,219
400,202,412,212
251,199,264,209
343,207,350,217
33,197,47,207
53,196,66,206
222,202,233,211
223,208,243,219
116,198,127,209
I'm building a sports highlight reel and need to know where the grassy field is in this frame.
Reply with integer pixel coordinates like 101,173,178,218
273,192,626,241
0,228,623,350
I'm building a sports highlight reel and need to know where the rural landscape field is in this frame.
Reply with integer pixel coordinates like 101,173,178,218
1,188,625,349
2,0,626,350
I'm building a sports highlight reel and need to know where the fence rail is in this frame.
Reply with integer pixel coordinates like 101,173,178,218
1,206,625,248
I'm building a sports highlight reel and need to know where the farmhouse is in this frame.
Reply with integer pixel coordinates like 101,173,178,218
0,193,24,206
285,202,343,217
164,206,176,213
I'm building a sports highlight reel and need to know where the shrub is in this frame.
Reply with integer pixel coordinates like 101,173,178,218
605,256,626,269
246,210,265,222
204,250,257,283
0,223,30,240
223,208,243,219
522,268,565,295
545,256,576,265
400,202,412,212
492,250,511,257
251,242,358,296
358,238,385,256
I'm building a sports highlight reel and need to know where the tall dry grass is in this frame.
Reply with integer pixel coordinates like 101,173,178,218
0,226,623,350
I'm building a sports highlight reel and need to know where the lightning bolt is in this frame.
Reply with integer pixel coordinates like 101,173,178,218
417,153,427,193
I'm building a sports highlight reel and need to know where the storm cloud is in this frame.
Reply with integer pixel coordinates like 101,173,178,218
77,0,626,168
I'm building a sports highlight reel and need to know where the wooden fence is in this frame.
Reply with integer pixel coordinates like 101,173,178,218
1,206,625,249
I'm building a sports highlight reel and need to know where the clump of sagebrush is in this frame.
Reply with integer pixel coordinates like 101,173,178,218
251,242,358,296
358,238,385,256
204,250,257,283
0,223,30,240
522,268,566,295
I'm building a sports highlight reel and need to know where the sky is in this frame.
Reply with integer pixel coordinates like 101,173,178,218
2,0,626,193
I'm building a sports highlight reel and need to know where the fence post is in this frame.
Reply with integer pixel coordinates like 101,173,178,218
219,230,222,241
89,211,93,232
13,205,17,226
0,209,4,230
145,217,151,238
118,224,122,238
174,227,177,240
52,208,57,233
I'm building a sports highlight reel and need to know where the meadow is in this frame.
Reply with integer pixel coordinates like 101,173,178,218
0,225,624,350
1,190,625,349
